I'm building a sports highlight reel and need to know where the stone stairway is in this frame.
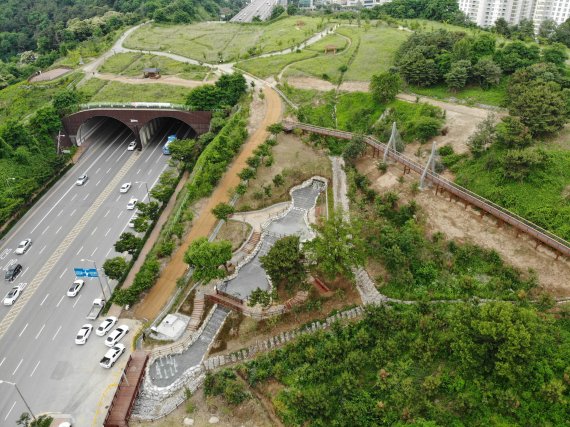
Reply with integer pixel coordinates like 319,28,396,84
242,231,261,253
187,291,205,331
354,267,387,305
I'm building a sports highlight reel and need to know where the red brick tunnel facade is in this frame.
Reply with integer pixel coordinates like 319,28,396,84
61,108,212,148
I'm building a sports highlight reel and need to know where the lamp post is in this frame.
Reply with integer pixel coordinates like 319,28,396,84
81,258,112,298
135,181,151,202
0,380,36,421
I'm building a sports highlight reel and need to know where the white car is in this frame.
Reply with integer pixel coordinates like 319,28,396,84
15,239,32,255
127,141,137,151
96,316,118,336
67,279,85,297
75,324,93,345
105,325,129,347
76,174,88,186
128,214,138,228
99,343,126,369
3,285,22,306
126,198,138,210
120,182,132,193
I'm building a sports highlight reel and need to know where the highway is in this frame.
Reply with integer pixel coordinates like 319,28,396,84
0,119,189,425
230,0,281,22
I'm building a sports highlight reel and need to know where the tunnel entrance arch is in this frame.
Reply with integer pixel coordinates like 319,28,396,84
61,103,212,148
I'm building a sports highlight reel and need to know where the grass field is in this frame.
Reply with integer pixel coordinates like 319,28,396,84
305,33,349,52
0,72,83,125
82,78,193,104
99,52,210,80
408,78,508,107
124,17,327,63
236,50,318,79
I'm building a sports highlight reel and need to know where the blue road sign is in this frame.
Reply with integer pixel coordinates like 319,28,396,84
74,268,87,277
85,268,98,278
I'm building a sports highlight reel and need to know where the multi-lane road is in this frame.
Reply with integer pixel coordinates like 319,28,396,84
230,0,281,22
0,118,189,425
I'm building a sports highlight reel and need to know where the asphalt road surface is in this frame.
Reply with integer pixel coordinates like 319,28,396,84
0,118,190,425
230,0,281,23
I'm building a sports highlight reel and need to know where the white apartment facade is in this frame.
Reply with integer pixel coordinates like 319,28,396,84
457,0,570,28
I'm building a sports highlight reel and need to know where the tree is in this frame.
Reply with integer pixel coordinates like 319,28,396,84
494,41,540,74
114,232,142,255
542,43,568,66
467,113,496,156
184,237,232,282
508,81,568,135
502,148,548,181
103,256,128,280
445,60,471,92
267,123,284,135
260,235,305,290
52,89,82,117
212,202,235,221
554,18,570,47
369,72,402,103
272,174,284,187
343,134,367,163
495,116,533,149
186,85,222,110
248,287,272,307
472,57,502,88
168,138,198,165
305,211,366,280
397,49,440,86
270,5,285,20
17,413,52,427
287,3,299,15
493,18,511,37
538,19,558,41
137,201,160,220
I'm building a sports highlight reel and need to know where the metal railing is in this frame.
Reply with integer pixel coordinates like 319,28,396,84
78,102,224,112
283,121,570,258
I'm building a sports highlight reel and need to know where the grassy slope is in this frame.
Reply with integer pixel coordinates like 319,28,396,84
123,17,326,63
236,50,318,79
82,78,193,104
409,78,508,107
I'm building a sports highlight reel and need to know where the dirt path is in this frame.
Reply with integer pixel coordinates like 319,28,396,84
134,86,282,320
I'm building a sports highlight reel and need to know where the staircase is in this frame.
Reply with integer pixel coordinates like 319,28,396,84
242,231,261,254
188,291,205,331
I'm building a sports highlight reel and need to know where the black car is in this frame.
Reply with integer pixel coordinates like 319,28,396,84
5,263,22,282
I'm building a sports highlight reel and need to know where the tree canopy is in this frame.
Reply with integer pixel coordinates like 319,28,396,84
184,237,232,282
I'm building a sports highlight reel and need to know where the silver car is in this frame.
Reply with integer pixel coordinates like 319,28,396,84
15,239,32,255
76,174,88,186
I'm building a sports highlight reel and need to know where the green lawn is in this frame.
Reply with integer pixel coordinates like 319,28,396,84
124,17,327,63
305,33,349,52
236,50,318,79
336,91,384,132
408,78,508,107
85,79,193,104
99,52,210,80
0,72,83,125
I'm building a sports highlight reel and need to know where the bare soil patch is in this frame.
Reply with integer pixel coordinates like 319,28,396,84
355,156,570,297
236,133,332,211
29,67,72,82
214,220,252,251
285,76,336,91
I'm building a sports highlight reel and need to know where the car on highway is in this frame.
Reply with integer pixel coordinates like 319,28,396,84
127,141,137,151
15,239,32,255
99,343,126,369
96,316,118,336
75,324,93,345
5,263,22,282
126,198,138,210
120,182,132,193
105,325,129,347
3,285,22,305
67,279,85,297
128,214,138,228
76,174,88,186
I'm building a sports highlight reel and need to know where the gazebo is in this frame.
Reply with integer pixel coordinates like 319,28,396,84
143,68,161,79
324,45,337,54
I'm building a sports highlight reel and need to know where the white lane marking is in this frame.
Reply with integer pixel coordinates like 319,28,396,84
21,267,29,277
96,179,101,186
117,211,123,219
105,228,111,237
104,209,110,218
41,225,50,235
18,323,27,337
0,357,5,367
83,193,90,201
56,295,64,307
30,360,41,377
52,325,62,340
95,167,101,174
12,358,23,375
147,168,153,176
0,249,11,260
106,248,112,257
72,295,82,308
115,149,128,163
5,402,16,421
59,269,67,279
136,168,141,175
57,209,64,217
115,195,121,202
155,156,161,164
70,209,77,217
76,246,83,255
91,227,98,236
40,294,49,306
56,226,62,234
35,324,45,339
107,167,112,174
71,194,77,201
90,247,98,257
39,245,46,255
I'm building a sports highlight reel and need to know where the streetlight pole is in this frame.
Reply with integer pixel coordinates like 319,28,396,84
81,258,112,298
0,380,36,420
136,181,151,202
